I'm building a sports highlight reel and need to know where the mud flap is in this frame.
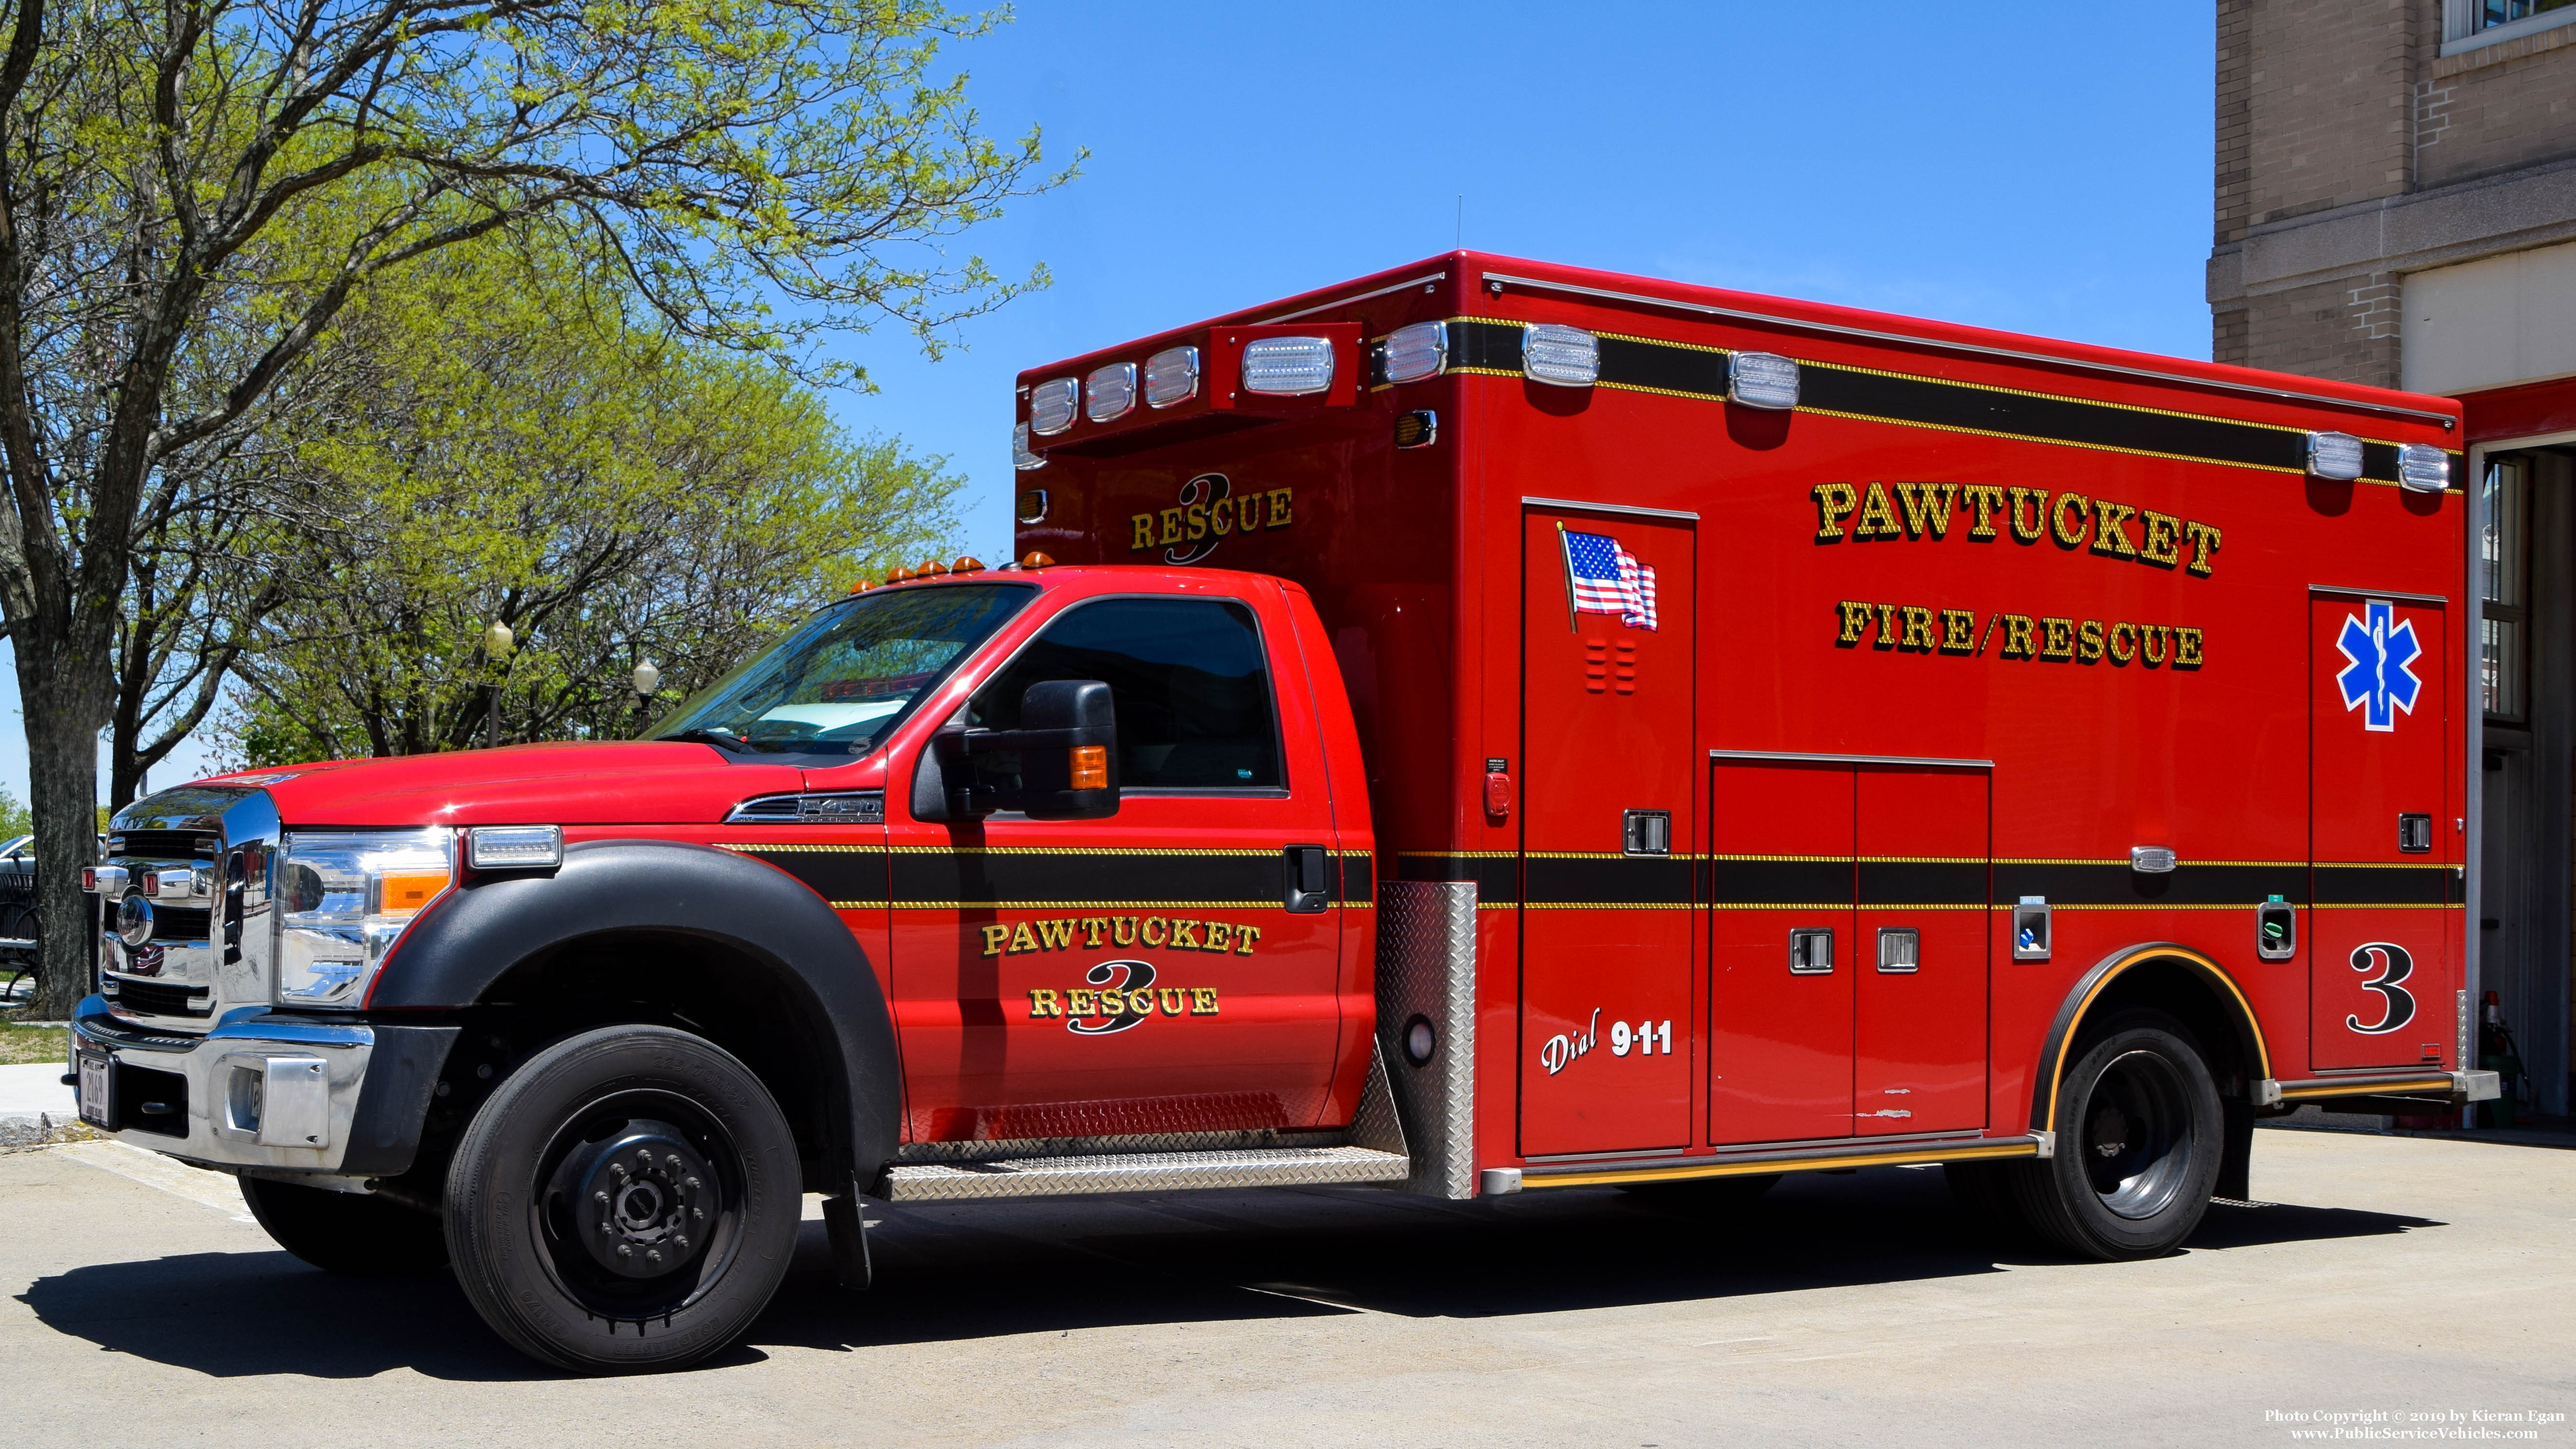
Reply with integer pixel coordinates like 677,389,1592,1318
2216,1097,2253,1201
822,1190,872,1292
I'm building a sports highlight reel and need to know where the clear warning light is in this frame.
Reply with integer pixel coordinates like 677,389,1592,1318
1728,351,1800,410
1028,377,1079,436
2397,442,2452,493
1381,321,1448,384
2306,431,2364,482
1086,362,1137,422
1521,324,1598,387
1242,336,1336,396
1145,345,1200,408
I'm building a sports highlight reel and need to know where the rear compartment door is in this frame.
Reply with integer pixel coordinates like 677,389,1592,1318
1854,764,1989,1134
1708,759,1854,1144
1518,507,1697,1158
2309,590,2455,1070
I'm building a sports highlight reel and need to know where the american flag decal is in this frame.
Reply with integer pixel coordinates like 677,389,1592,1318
1561,527,1658,632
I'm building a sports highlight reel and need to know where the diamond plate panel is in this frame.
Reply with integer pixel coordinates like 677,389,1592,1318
1376,880,1480,1197
884,1145,1409,1201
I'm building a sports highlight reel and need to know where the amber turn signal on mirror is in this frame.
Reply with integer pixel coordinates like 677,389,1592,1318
1069,745,1108,791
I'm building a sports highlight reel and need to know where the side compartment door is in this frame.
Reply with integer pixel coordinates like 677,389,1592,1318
2309,591,2454,1070
888,593,1348,1141
1854,764,1989,1134
1708,759,1854,1144
1518,508,1696,1158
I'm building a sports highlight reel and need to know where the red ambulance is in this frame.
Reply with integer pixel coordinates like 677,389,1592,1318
76,251,2493,1373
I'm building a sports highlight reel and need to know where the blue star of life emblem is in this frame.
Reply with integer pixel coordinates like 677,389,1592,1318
2334,600,2422,733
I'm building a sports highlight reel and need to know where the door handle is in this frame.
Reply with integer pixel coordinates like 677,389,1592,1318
1285,846,1330,914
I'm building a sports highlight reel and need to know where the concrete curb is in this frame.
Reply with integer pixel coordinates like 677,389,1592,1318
0,1111,99,1148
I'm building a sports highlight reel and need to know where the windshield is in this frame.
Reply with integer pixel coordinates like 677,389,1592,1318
649,583,1036,755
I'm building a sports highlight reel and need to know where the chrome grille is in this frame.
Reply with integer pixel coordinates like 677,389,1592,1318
111,978,211,1017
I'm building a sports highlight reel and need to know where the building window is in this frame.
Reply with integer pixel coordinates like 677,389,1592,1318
2445,0,2576,49
2481,458,2529,721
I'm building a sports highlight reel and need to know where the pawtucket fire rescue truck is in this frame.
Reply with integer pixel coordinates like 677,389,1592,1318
73,252,2496,1373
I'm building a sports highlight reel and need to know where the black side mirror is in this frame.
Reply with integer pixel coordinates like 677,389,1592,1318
919,679,1121,821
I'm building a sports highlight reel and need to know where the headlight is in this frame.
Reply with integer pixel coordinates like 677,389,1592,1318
276,829,454,1008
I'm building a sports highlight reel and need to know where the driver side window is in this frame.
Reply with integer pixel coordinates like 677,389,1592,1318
968,597,1282,792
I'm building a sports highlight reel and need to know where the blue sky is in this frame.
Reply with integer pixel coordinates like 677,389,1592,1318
0,1,2216,803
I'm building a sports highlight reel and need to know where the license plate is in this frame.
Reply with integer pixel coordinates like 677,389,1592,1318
77,1050,111,1129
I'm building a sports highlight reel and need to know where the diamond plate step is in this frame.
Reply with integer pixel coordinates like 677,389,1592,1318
884,1144,1410,1202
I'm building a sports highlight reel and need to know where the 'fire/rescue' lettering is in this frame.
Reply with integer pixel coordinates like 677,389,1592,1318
1814,481,2221,577
1836,600,2203,669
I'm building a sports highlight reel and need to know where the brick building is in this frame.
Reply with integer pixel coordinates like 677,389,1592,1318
2208,0,2576,1116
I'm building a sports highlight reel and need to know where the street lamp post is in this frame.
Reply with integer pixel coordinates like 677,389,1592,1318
632,658,661,734
483,620,515,749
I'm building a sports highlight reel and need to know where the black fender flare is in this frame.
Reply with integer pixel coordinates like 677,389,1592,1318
370,839,900,1187
2026,941,2273,1137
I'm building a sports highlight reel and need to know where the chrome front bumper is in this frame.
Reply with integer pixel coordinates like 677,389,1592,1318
70,995,456,1177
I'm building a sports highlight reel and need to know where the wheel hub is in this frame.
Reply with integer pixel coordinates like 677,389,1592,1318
563,1122,714,1279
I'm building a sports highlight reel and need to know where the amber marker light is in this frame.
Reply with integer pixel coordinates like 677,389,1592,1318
953,555,985,572
917,558,948,576
1020,551,1055,569
1069,745,1108,790
376,869,451,917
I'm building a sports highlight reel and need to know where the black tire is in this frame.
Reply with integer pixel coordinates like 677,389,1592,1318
1620,1172,1780,1210
239,1176,449,1276
443,1025,801,1374
2009,1009,2223,1260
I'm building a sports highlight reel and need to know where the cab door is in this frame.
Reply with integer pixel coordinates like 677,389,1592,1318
1517,508,1696,1158
2309,591,2454,1070
887,591,1347,1142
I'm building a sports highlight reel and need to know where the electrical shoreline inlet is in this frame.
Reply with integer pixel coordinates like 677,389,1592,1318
74,251,2494,1374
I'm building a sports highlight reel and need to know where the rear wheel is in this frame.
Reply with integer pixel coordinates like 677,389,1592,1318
443,1025,801,1374
2011,1010,2222,1260
239,1176,449,1276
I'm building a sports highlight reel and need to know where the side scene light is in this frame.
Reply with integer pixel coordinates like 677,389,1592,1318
1381,321,1448,384
1028,377,1080,436
1241,336,1336,397
2397,442,2453,493
1728,351,1800,410
2306,431,2364,482
1011,421,1046,471
1087,362,1137,422
1521,324,1598,387
1145,345,1201,407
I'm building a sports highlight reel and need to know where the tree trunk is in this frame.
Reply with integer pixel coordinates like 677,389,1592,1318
21,636,103,1021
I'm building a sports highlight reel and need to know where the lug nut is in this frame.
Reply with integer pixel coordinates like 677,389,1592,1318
611,1162,628,1178
617,1244,632,1258
674,1235,689,1250
692,1207,705,1221
668,1154,683,1170
646,1249,662,1264
686,1177,700,1191
599,1220,613,1235
593,1190,609,1204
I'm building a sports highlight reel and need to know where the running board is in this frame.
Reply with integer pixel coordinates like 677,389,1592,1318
1501,1133,2050,1192
886,1144,1409,1201
884,1047,1412,1203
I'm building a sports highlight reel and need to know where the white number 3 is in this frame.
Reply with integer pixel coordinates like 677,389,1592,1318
2346,942,2416,1035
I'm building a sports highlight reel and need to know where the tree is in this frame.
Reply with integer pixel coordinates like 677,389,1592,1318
1,1,1064,1016
224,231,961,762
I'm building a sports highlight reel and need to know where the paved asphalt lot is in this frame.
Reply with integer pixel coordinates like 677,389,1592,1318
4,1129,2570,1448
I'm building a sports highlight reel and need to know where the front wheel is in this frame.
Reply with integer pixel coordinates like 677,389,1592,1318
443,1025,801,1374
2010,1009,2223,1260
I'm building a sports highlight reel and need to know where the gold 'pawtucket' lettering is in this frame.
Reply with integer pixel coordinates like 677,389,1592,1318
1816,481,2224,580
984,915,1265,957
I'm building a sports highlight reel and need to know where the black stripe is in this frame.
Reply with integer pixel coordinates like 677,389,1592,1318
1341,853,1374,905
1708,858,1853,907
1450,319,2457,487
734,849,888,905
1995,862,2308,907
1395,853,1519,904
889,850,1284,906
2313,865,2452,907
1525,856,1695,906
1859,861,1988,906
1596,335,1729,399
